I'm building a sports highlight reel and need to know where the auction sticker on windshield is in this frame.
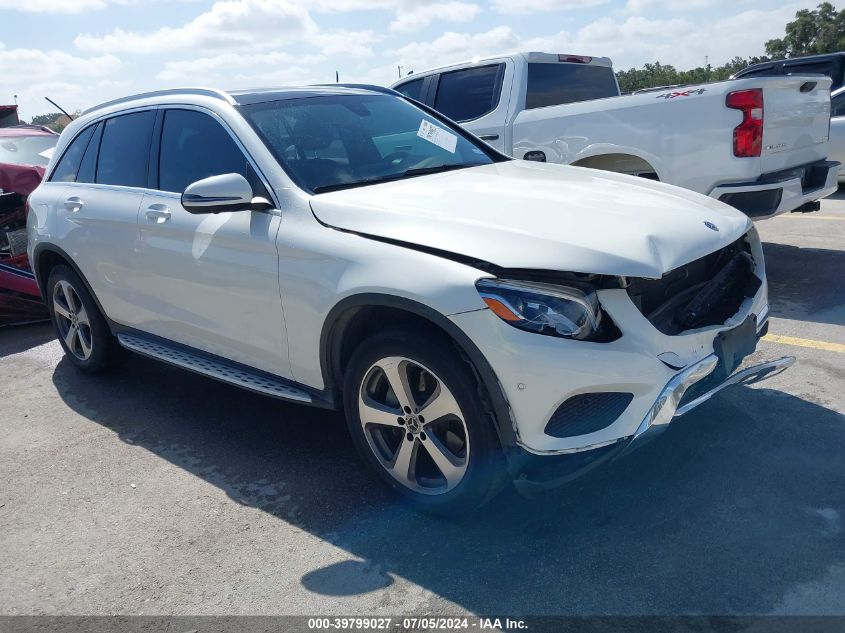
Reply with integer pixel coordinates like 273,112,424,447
417,120,457,153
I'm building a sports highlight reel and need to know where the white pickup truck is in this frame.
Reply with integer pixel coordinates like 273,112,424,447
391,52,839,219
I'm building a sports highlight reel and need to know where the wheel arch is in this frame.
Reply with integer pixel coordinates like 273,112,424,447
320,294,518,449
571,150,663,180
32,243,110,322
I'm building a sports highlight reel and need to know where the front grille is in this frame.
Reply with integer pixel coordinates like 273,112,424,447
544,392,634,438
626,235,761,335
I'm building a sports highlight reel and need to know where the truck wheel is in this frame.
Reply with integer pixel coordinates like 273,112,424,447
47,265,125,373
343,330,507,514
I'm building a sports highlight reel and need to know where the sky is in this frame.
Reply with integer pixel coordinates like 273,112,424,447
0,0,829,120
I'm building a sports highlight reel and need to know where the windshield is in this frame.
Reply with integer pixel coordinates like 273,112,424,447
240,94,498,193
0,134,57,167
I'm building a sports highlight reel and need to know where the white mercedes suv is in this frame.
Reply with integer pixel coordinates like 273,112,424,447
27,85,793,513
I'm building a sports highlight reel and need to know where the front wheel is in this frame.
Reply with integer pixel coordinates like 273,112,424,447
343,330,507,514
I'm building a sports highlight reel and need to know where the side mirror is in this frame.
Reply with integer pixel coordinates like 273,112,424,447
181,173,273,214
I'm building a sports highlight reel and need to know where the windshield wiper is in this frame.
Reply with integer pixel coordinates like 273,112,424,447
312,163,477,194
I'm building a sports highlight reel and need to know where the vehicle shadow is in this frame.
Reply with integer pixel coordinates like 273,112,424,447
763,241,845,327
52,355,845,615
0,322,54,358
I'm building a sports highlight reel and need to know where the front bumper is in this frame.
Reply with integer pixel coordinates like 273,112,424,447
709,159,839,219
626,353,794,448
510,353,794,494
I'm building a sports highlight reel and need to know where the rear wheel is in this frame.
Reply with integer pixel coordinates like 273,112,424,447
47,265,125,373
343,330,506,514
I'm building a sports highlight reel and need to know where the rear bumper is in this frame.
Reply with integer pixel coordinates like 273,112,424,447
710,159,840,219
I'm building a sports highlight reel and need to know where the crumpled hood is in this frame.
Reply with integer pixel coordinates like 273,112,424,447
309,160,752,278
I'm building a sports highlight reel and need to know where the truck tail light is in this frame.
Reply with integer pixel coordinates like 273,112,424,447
727,88,763,158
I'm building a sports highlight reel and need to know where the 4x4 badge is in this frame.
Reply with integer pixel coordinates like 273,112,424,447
704,221,719,231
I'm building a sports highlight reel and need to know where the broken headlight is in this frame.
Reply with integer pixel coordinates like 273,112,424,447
476,278,603,340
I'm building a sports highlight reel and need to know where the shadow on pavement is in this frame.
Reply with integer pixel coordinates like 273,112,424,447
0,322,55,358
51,353,845,615
763,241,845,327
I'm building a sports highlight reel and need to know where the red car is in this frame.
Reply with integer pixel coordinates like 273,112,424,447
0,126,58,325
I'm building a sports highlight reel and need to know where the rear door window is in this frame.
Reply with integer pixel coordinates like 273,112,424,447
434,64,504,122
526,63,619,109
96,111,155,188
50,125,96,183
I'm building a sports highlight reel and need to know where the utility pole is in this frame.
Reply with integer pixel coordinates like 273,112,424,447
398,65,402,79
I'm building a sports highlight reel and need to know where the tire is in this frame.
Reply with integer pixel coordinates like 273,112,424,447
46,265,125,373
343,329,507,514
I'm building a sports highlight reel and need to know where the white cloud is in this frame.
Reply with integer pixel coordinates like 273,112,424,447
74,0,318,54
492,0,608,14
156,50,326,82
389,26,520,73
0,0,108,12
388,2,480,31
301,0,480,32
624,0,722,12
0,47,121,84
0,0,192,13
0,48,123,120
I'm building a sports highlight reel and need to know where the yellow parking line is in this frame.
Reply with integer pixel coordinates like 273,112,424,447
776,215,845,220
763,334,845,353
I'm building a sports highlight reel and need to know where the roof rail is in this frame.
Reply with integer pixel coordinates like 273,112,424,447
82,88,235,116
314,83,402,96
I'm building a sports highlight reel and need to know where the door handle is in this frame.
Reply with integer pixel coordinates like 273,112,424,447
145,205,172,224
64,197,83,213
479,134,499,141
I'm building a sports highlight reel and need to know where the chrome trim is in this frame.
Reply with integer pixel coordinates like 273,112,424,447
756,305,770,332
632,355,719,441
674,356,794,417
630,354,795,447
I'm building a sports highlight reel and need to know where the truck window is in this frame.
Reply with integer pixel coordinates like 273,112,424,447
784,61,833,77
434,64,504,122
395,78,424,102
832,93,845,117
526,63,619,109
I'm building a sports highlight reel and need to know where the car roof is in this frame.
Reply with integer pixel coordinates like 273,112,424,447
82,84,399,116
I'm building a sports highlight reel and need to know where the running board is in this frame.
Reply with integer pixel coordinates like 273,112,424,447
117,333,312,404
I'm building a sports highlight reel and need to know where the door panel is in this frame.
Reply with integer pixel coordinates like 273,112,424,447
135,194,289,377
58,183,145,325
132,107,290,378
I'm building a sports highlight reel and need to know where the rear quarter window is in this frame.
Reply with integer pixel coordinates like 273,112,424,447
434,64,504,122
395,78,424,102
50,126,96,183
526,63,619,109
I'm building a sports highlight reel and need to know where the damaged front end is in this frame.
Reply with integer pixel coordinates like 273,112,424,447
626,235,762,336
0,163,48,326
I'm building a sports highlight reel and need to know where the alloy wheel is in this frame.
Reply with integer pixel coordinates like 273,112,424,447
358,356,470,495
52,279,93,361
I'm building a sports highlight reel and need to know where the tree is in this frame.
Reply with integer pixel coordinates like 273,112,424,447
29,113,62,127
28,111,79,132
615,56,771,93
766,2,845,58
